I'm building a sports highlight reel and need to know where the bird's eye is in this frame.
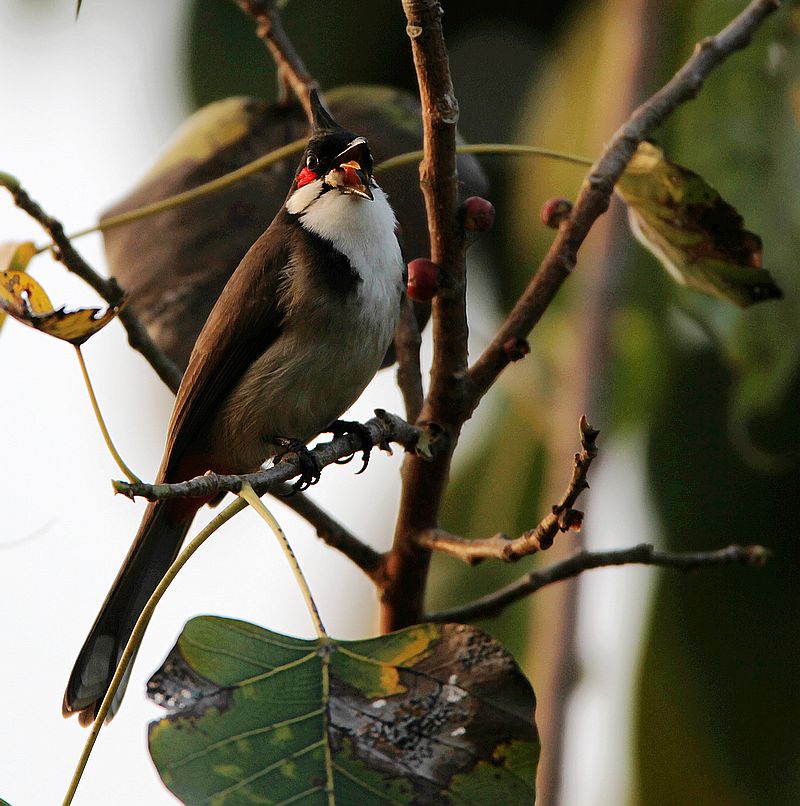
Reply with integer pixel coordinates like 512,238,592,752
306,154,319,171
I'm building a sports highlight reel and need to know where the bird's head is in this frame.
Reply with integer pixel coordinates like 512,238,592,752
286,90,375,215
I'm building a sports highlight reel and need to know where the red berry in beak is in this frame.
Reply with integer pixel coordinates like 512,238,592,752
462,196,495,232
407,258,440,302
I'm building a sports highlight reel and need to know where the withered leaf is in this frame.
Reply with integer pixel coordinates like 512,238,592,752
616,141,782,308
0,242,36,335
0,269,120,345
148,616,538,805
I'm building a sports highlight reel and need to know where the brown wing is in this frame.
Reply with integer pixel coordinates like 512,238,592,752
159,210,295,482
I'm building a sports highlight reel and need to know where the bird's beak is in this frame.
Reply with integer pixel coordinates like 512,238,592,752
325,137,374,201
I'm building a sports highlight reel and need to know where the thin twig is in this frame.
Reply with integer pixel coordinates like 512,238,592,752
2,181,183,393
467,0,781,400
272,483,384,580
418,416,598,563
234,0,318,120
113,410,434,502
394,296,425,423
426,543,771,623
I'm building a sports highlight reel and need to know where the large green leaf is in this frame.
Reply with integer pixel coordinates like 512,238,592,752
148,616,538,805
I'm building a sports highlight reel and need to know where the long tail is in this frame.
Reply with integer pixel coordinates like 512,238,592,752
63,498,199,726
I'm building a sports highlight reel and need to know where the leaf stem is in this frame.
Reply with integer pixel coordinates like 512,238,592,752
36,137,308,253
238,482,327,639
62,496,248,806
39,142,591,253
74,345,140,483
376,143,593,174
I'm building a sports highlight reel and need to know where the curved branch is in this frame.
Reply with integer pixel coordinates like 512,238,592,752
234,0,318,120
467,0,781,401
418,417,598,563
427,544,771,623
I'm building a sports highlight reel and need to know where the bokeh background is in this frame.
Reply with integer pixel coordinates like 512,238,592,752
0,1,798,804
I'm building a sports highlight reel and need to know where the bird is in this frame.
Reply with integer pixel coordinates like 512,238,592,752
63,90,406,725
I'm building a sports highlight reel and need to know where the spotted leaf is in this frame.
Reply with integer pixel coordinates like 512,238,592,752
148,616,538,805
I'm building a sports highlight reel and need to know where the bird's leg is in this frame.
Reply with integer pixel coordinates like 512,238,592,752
272,437,322,494
324,420,373,474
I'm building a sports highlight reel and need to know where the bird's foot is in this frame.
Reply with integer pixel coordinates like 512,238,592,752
325,420,374,474
273,438,321,494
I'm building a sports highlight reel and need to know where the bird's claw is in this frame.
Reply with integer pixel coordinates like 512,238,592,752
273,438,321,494
326,419,373,474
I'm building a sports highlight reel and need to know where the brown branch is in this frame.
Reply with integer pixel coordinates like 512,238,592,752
234,0,318,121
380,0,467,631
380,0,779,631
113,409,433,501
271,483,384,580
466,0,781,402
2,181,183,393
394,297,425,423
427,543,771,623
419,417,598,563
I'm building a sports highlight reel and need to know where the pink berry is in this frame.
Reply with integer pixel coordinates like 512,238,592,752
407,258,440,302
462,196,495,232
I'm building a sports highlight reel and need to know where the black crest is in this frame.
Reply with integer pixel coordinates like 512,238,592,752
310,89,341,132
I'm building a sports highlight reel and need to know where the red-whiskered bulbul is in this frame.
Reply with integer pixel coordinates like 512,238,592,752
63,91,405,725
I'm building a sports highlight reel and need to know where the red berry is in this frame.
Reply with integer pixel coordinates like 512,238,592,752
407,258,439,302
462,196,495,232
540,197,573,228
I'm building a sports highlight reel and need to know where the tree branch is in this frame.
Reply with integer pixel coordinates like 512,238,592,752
113,410,435,502
271,482,384,580
427,543,771,623
418,417,598,563
394,296,425,423
233,0,318,120
2,181,183,393
380,0,468,632
467,0,781,401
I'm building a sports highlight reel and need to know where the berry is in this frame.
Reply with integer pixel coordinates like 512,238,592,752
462,196,495,232
407,258,440,302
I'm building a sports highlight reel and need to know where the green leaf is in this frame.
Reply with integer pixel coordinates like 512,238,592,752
616,141,782,308
148,616,538,805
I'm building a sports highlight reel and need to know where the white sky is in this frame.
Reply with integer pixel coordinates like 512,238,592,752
0,3,651,804
0,3,408,803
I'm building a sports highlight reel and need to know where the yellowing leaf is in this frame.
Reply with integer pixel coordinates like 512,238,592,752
0,269,120,345
0,242,37,335
616,142,782,308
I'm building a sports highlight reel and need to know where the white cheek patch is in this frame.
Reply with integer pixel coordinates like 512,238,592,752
286,177,324,215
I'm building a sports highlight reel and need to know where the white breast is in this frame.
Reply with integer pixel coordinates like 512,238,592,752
290,181,404,342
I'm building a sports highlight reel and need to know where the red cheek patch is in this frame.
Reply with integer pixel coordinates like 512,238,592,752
297,167,318,188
